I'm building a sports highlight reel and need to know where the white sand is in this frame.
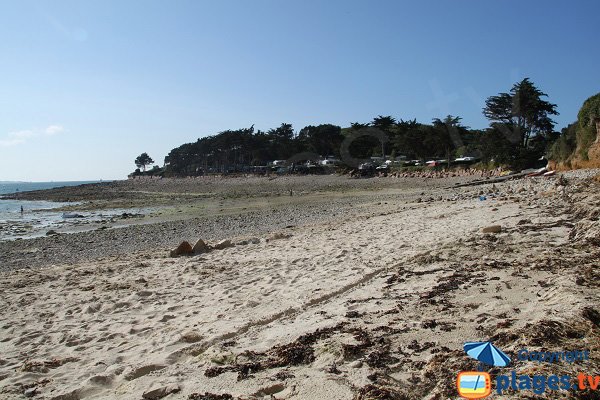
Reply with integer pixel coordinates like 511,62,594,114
1,177,598,400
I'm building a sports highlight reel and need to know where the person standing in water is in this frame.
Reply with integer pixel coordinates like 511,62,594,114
20,205,24,215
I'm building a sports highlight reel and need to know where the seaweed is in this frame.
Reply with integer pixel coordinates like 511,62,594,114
354,384,410,400
205,323,346,380
188,393,234,400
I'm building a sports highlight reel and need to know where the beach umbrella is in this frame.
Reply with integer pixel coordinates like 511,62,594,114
463,341,511,367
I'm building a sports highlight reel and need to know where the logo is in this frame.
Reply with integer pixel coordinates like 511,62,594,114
457,341,509,399
456,341,597,397
457,371,491,399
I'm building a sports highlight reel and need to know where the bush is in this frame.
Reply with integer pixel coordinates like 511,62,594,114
575,93,600,160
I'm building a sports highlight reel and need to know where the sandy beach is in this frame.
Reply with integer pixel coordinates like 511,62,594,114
0,173,598,399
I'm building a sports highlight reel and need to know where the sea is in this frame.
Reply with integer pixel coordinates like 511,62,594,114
0,181,107,240
0,181,106,196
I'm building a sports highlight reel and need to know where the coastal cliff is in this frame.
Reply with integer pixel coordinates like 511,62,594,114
551,93,600,170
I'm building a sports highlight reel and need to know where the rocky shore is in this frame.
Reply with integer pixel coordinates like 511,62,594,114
1,175,475,271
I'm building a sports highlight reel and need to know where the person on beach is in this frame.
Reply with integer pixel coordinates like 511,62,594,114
20,205,24,216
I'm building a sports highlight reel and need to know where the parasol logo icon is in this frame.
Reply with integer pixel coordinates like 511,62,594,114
457,341,511,399
463,341,511,368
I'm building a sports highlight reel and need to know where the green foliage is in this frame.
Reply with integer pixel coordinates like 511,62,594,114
134,152,154,171
577,93,600,128
546,93,600,163
478,127,516,165
155,84,597,176
159,112,546,176
574,93,600,159
297,124,343,157
164,126,257,175
549,123,577,162
483,78,558,148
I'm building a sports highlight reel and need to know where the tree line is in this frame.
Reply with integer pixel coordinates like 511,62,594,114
134,78,573,176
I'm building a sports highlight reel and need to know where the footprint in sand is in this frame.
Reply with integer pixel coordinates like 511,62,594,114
159,314,176,322
88,374,113,386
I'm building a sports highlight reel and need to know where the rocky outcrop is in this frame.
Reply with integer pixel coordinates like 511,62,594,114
192,239,210,254
169,241,193,257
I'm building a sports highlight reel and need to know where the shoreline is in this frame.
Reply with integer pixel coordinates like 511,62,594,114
0,175,478,270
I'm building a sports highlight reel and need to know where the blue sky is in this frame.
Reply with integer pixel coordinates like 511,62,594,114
0,0,598,181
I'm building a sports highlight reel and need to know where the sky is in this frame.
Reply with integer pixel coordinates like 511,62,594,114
0,0,598,181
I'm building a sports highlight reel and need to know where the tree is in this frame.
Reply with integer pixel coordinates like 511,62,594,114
393,123,428,160
371,116,396,156
267,123,295,159
483,78,558,148
576,93,600,157
431,115,467,166
297,124,343,157
135,152,154,172
371,115,396,132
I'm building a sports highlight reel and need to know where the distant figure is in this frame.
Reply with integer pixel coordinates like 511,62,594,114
20,205,24,215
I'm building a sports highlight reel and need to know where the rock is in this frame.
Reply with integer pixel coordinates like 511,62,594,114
266,233,292,242
213,239,233,250
142,384,181,400
482,225,502,234
180,331,203,343
46,230,58,236
169,241,193,257
349,360,363,368
192,239,210,254
24,387,37,397
89,374,112,385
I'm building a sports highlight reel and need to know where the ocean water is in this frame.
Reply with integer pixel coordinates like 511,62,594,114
0,181,106,240
0,181,103,195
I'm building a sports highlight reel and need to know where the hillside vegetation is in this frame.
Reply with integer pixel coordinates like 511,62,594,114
550,93,600,169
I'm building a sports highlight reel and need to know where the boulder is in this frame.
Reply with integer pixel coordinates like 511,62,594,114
169,241,193,257
142,384,181,400
192,239,210,254
213,239,234,250
482,225,502,234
